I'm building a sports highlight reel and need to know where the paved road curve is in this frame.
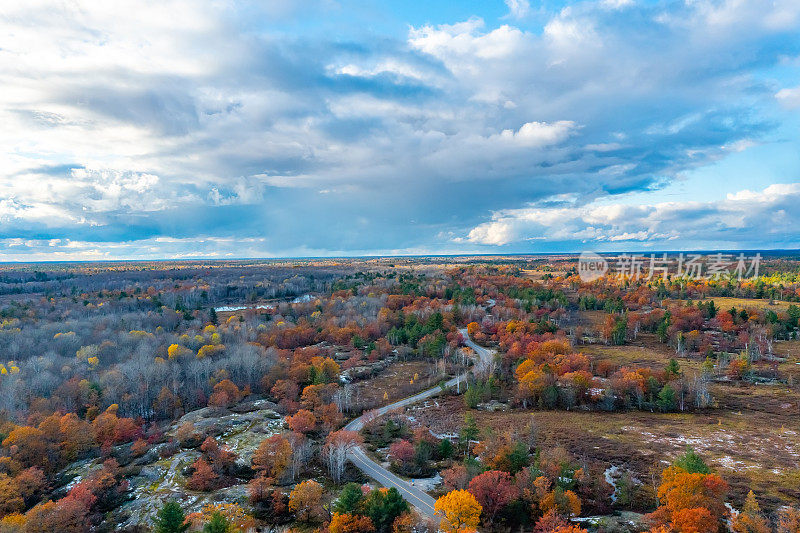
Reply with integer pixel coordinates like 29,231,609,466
343,328,494,521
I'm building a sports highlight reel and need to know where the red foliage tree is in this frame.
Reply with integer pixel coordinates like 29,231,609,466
467,470,517,524
208,379,242,408
186,458,219,491
389,440,415,467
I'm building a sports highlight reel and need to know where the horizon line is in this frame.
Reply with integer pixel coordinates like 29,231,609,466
0,247,798,265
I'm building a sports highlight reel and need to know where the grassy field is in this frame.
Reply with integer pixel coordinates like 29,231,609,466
775,339,800,384
350,359,451,410
578,333,708,375
397,301,800,512
581,338,681,364
407,390,800,510
665,296,795,313
578,309,607,330
520,268,570,280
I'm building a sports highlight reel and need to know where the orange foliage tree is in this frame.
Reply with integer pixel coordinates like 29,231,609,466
252,435,293,480
778,506,800,533
208,379,242,408
287,409,317,434
186,459,218,491
540,488,581,518
2,427,49,471
329,512,376,533
533,510,588,533
649,449,728,533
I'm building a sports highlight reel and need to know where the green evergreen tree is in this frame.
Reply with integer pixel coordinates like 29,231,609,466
611,315,627,345
787,305,800,328
352,334,364,349
203,512,230,533
701,356,715,377
665,358,681,379
673,446,710,474
500,441,530,474
464,384,481,409
438,438,453,459
364,487,409,533
154,501,190,533
657,385,678,412
425,312,444,332
334,483,365,514
656,321,668,343
459,413,479,450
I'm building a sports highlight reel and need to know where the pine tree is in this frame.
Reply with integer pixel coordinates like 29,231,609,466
731,491,770,533
673,446,710,474
459,413,479,452
665,358,681,379
203,512,231,533
154,500,190,533
657,385,677,412
334,483,365,514
364,487,409,533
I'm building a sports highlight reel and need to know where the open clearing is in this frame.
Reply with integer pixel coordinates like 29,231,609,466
349,359,453,411
407,391,800,510
664,297,794,313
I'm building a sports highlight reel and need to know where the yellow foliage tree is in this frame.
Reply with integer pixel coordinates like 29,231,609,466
0,512,26,530
289,480,324,522
76,345,99,361
434,490,482,533
540,488,581,518
167,344,193,359
730,491,770,533
187,502,255,531
197,344,225,359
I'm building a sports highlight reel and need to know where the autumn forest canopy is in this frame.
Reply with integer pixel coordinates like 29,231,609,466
0,255,797,533
3,0,800,531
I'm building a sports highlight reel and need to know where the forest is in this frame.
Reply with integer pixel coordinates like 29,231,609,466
0,255,797,533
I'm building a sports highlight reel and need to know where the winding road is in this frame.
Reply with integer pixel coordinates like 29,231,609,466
344,328,494,521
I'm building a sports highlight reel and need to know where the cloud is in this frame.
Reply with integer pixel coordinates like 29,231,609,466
776,86,800,108
0,0,798,258
601,0,634,9
504,0,531,20
495,121,577,147
462,183,800,249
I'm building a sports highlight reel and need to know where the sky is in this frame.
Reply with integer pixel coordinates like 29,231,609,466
1,0,800,260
